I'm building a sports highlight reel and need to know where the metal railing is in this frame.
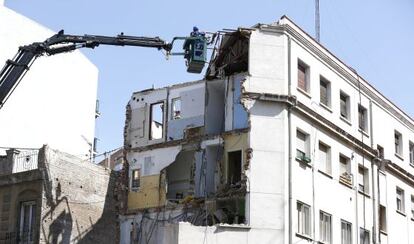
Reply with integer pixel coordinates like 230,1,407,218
12,150,39,173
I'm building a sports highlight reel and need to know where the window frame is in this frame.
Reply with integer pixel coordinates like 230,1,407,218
296,129,311,163
379,204,387,233
394,130,403,157
358,165,369,195
319,211,332,244
341,219,352,244
297,201,311,237
340,91,351,121
131,169,141,190
339,154,352,185
149,102,165,140
297,60,310,93
319,141,331,175
411,195,414,219
359,228,370,244
319,76,331,108
409,141,414,165
171,97,182,120
19,200,36,243
396,187,405,213
358,104,368,132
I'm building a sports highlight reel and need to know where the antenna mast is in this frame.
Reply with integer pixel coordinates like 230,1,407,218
315,0,320,42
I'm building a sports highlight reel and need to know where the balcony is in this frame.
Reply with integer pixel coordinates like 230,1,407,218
0,149,39,175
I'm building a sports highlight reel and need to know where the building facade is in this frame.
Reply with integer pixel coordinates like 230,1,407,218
0,145,117,244
0,2,98,158
119,16,414,244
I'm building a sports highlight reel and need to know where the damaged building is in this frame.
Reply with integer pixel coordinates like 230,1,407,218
119,16,414,244
0,145,117,243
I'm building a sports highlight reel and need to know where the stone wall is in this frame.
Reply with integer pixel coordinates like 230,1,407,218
39,146,117,244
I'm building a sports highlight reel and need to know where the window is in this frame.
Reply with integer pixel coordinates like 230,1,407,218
409,141,414,165
296,130,310,163
297,60,309,92
396,187,405,213
171,97,181,120
150,102,164,140
379,205,387,232
320,77,331,107
131,169,140,189
320,211,332,244
227,150,242,185
395,131,402,156
359,228,369,244
297,201,311,236
341,220,352,244
19,201,36,243
377,145,384,159
319,142,331,174
358,105,368,132
340,92,350,120
339,155,352,185
411,195,414,219
358,166,369,194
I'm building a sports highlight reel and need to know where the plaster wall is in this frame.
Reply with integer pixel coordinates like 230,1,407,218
128,88,167,147
291,111,374,243
167,82,205,140
205,80,225,134
247,100,287,242
380,170,414,244
290,40,371,148
371,103,414,173
244,30,286,95
0,5,98,158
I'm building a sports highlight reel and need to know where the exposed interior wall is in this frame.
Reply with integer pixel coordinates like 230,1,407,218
223,133,249,186
205,80,225,134
225,74,249,132
167,83,205,141
166,151,194,200
127,146,181,210
128,174,166,210
127,88,168,148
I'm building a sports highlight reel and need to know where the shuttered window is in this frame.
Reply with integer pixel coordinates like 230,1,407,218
319,142,331,174
358,105,368,132
340,92,350,119
320,78,330,107
296,130,309,159
298,61,308,92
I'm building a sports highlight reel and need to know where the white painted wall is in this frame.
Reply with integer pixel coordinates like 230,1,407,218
0,5,98,158
121,16,414,244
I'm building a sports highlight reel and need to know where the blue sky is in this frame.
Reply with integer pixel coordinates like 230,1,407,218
6,0,414,156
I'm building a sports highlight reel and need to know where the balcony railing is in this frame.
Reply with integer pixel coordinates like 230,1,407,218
12,150,39,174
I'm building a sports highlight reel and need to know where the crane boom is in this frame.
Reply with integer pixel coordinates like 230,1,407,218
0,30,190,108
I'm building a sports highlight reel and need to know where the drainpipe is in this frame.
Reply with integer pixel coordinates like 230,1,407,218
287,34,293,244
369,100,378,244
